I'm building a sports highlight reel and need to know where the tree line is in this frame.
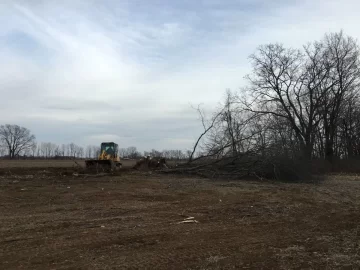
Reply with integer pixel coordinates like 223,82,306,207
117,147,191,160
180,30,360,179
240,30,360,163
0,124,189,160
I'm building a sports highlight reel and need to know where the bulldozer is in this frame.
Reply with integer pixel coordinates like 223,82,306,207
85,142,122,171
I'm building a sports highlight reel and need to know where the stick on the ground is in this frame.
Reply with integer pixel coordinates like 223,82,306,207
73,172,110,178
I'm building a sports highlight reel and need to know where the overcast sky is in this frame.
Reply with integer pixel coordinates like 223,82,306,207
0,0,359,152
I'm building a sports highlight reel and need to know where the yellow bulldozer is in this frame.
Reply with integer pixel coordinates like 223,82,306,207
85,142,122,171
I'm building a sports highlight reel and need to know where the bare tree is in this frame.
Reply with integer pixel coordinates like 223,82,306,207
92,146,100,158
338,93,360,158
119,148,126,158
53,145,59,157
60,144,66,157
78,147,84,158
69,143,76,158
185,150,192,159
0,124,36,159
150,149,162,158
188,104,224,162
243,42,334,160
36,146,41,157
161,150,186,160
120,146,141,159
85,145,93,158
0,145,6,157
32,143,37,157
169,31,360,179
39,142,57,158
319,31,360,162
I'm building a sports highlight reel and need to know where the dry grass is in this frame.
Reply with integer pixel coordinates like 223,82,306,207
0,162,360,269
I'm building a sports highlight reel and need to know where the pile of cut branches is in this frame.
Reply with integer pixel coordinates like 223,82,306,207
160,153,312,182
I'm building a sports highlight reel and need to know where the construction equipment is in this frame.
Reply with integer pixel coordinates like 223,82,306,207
85,142,122,171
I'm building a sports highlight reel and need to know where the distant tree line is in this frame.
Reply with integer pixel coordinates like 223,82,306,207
120,147,191,160
0,124,190,160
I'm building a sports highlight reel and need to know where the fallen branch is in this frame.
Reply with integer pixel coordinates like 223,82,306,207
73,172,110,178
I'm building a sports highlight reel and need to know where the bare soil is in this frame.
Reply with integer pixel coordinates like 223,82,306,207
0,159,137,169
1,161,360,269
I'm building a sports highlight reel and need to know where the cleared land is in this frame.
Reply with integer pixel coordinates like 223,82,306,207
0,159,137,168
1,161,360,269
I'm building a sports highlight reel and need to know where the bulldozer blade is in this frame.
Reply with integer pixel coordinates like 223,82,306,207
85,160,115,171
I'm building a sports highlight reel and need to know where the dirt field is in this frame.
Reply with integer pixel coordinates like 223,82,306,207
1,161,360,269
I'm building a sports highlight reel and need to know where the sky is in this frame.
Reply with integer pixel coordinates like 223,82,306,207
0,0,359,152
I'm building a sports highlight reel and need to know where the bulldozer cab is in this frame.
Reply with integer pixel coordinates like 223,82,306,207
101,142,118,156
85,141,122,172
